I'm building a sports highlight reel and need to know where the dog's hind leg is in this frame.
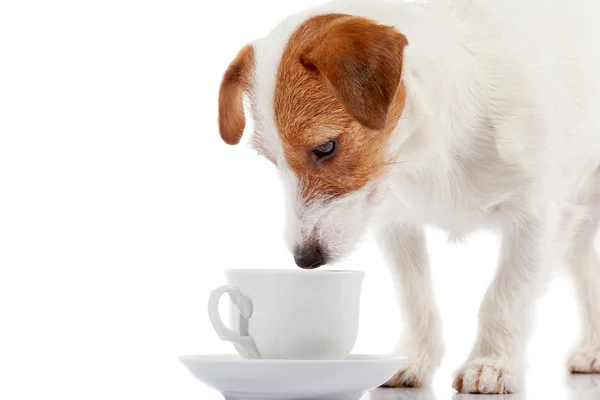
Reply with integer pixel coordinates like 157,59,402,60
375,224,444,387
566,216,600,374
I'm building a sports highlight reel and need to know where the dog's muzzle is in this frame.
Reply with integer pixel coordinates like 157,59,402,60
293,246,325,269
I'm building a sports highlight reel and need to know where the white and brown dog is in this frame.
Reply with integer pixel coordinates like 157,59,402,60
217,0,600,394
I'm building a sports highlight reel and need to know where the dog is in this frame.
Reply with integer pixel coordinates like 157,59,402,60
217,0,600,393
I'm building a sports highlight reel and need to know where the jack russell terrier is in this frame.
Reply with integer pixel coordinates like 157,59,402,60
217,0,600,393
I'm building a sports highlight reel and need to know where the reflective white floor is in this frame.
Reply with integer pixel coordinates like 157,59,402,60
188,373,600,400
365,374,600,400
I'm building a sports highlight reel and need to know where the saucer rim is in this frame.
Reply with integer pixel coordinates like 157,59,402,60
178,354,406,363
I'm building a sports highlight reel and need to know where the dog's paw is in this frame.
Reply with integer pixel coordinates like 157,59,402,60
382,353,441,388
382,360,427,388
569,348,600,374
382,334,443,388
453,358,519,394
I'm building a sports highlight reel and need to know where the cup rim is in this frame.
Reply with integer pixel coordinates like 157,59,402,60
223,268,364,276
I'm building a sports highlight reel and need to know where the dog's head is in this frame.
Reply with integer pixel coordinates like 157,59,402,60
218,13,408,268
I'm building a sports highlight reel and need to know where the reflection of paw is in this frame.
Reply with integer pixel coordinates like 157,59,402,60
452,393,523,400
565,373,600,392
372,387,436,400
569,348,600,374
453,358,519,394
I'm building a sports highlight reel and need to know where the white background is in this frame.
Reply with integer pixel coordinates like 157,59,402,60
0,1,583,399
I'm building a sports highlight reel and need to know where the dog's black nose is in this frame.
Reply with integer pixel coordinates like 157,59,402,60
294,247,325,269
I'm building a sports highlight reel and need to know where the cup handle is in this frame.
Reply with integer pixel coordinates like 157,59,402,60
208,285,260,359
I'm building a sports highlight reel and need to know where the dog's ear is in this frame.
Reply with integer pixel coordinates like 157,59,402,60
218,44,254,145
299,18,408,130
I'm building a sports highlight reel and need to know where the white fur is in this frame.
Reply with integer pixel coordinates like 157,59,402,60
249,0,600,393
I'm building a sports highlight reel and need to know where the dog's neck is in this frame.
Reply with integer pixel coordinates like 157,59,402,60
362,1,490,177
344,0,508,221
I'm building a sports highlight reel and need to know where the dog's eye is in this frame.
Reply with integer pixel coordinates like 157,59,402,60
311,139,337,162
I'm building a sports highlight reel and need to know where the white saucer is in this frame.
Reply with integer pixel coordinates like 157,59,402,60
179,354,405,400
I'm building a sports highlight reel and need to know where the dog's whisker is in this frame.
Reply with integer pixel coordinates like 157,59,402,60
385,159,419,166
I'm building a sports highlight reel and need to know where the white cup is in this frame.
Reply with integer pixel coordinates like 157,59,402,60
208,269,364,360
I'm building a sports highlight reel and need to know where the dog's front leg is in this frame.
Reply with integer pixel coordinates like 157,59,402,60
453,211,559,394
375,224,443,387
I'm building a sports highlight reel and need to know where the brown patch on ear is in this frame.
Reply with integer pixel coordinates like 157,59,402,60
274,14,407,200
299,16,408,130
218,44,255,145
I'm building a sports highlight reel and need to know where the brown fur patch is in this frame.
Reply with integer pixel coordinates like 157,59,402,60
274,14,408,200
453,375,464,392
496,370,504,394
218,44,255,145
475,366,483,393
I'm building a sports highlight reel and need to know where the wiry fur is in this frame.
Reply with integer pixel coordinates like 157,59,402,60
225,0,600,393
